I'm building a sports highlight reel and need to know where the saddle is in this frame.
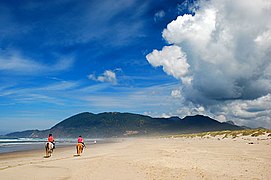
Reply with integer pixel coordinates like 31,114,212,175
77,143,84,148
46,142,54,149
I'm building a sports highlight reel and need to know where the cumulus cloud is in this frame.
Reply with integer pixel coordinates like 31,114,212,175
163,8,216,47
146,45,191,84
88,70,117,84
146,0,271,128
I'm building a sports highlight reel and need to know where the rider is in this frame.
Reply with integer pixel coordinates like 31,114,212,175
78,135,85,147
48,134,55,149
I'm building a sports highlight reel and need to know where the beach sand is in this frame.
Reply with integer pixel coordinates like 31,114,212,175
0,136,270,180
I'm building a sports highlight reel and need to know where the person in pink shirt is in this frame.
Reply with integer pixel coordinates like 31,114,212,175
78,135,85,147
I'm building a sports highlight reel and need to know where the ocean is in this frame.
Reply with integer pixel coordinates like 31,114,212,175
0,138,99,154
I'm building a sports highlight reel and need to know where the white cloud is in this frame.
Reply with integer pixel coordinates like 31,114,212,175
176,104,206,117
88,74,96,81
146,45,191,84
98,70,117,83
88,70,117,84
0,53,44,72
0,0,147,48
215,94,271,128
146,0,271,128
154,10,165,22
42,81,78,91
163,8,217,47
0,50,73,74
76,83,180,113
171,89,181,98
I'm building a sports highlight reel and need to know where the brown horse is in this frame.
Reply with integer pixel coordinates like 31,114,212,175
45,142,54,158
76,143,84,156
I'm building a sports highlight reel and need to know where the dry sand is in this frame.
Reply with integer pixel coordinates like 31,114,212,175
0,136,270,180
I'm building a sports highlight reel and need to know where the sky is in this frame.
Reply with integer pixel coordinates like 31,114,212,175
0,0,270,134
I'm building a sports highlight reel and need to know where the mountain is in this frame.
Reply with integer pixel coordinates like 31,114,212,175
5,112,244,138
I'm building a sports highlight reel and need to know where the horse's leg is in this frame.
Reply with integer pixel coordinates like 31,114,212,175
79,145,82,155
76,145,79,155
49,144,53,156
45,143,49,156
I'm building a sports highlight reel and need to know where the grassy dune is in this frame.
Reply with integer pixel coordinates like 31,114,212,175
167,129,271,139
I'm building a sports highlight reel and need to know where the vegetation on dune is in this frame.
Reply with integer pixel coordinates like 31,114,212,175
167,129,271,139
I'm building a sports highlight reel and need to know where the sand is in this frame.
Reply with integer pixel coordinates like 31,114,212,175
0,136,270,180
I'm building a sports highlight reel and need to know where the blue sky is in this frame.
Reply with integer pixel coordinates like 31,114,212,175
1,0,271,133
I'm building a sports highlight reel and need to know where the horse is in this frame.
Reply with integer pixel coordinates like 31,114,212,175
76,143,84,156
45,142,54,157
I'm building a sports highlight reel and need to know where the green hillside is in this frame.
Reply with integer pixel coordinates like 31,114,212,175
6,112,244,138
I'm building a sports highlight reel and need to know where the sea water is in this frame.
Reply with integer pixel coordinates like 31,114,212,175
0,138,100,154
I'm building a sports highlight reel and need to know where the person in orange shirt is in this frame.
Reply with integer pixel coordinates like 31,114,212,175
48,134,55,149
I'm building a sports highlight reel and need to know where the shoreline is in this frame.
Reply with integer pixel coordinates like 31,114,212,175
0,138,120,160
0,145,73,160
0,138,114,154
